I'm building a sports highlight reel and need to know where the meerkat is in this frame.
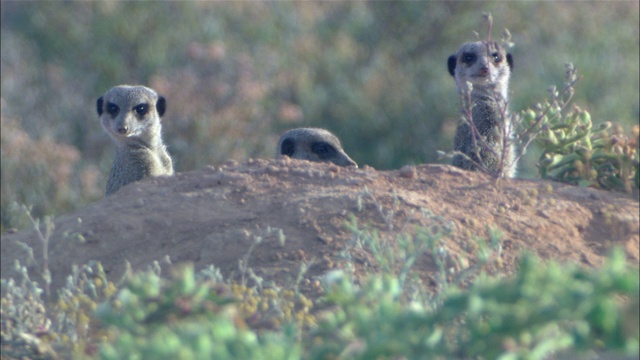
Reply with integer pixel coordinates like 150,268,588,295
276,128,358,167
97,85,174,195
448,40,516,178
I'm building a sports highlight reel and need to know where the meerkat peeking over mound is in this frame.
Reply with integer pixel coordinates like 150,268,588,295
276,128,358,167
97,85,174,195
448,41,516,178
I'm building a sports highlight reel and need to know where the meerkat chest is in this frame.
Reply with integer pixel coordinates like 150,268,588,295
460,96,512,141
472,95,507,117
116,147,164,174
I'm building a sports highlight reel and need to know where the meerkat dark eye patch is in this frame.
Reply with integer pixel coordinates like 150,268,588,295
96,97,104,115
134,104,149,116
107,103,120,116
311,142,337,160
461,52,476,65
280,138,295,156
447,55,457,76
156,96,166,117
492,52,502,63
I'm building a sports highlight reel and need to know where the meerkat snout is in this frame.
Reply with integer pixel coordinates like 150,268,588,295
276,128,358,167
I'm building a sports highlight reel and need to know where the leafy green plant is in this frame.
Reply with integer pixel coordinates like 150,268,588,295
309,272,434,359
1,232,118,358
1,261,52,346
518,63,639,193
307,249,639,360
53,261,118,355
432,248,638,359
95,264,300,360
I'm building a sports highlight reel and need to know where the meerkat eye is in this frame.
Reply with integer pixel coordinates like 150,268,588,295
280,138,295,156
107,103,119,116
312,142,337,160
492,52,502,63
134,104,149,116
462,52,476,65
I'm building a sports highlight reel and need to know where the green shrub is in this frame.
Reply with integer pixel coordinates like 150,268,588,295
519,64,639,193
94,265,300,360
433,248,638,359
306,249,639,360
1,261,52,343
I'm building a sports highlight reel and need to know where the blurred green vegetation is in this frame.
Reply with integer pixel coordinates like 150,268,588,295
2,229,637,359
1,1,638,227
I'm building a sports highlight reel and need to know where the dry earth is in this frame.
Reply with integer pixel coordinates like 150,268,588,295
2,158,639,303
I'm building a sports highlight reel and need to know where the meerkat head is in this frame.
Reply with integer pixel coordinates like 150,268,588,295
448,41,513,98
276,128,358,167
97,85,166,148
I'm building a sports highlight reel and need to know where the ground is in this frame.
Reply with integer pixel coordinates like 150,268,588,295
2,158,638,302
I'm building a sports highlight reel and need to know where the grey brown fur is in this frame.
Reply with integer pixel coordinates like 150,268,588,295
276,128,357,167
97,85,174,195
448,41,516,178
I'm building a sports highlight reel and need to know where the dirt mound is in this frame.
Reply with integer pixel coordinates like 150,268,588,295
2,159,638,299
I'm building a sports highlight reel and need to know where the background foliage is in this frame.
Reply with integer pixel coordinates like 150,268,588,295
1,1,638,227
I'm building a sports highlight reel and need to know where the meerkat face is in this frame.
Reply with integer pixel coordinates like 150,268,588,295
97,85,166,146
276,128,358,167
448,41,513,88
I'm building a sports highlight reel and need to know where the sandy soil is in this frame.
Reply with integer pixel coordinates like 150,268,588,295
2,158,638,303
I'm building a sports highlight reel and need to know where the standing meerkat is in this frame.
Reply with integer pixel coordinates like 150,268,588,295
448,40,516,178
97,85,174,195
276,128,358,167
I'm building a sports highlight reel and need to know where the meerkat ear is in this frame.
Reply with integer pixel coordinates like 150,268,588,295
447,55,457,77
507,53,514,71
280,138,295,157
97,97,104,116
156,96,166,117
